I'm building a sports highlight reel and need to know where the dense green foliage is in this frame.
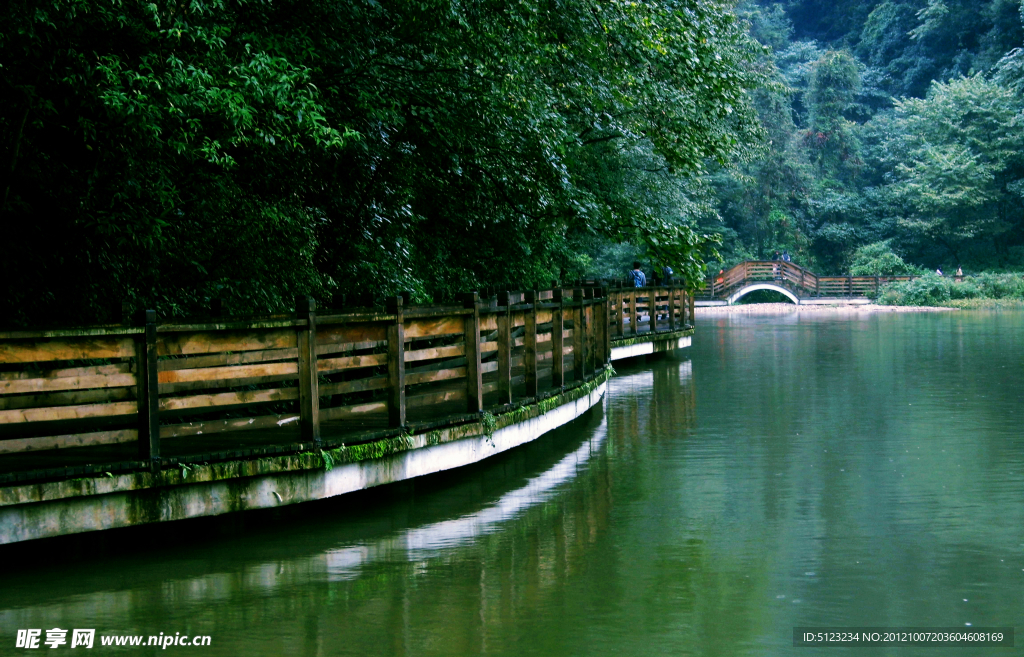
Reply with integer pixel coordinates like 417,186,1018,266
6,0,1023,323
702,0,1024,279
1,0,765,326
878,272,1024,305
848,241,923,275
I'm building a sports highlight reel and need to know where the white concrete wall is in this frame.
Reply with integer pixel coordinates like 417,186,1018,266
0,383,607,545
611,336,691,361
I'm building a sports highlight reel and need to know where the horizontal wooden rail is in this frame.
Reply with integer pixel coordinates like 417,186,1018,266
0,286,624,481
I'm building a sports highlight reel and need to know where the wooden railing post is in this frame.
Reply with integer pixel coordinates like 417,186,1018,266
600,287,611,366
592,289,600,366
689,292,695,324
296,297,321,446
496,291,512,405
650,287,658,330
552,288,565,388
573,288,586,381
638,287,647,333
660,287,668,329
462,292,484,413
669,286,677,331
524,290,538,399
681,290,689,326
613,288,622,337
584,288,597,374
619,288,626,335
628,288,637,336
136,309,160,469
386,296,406,428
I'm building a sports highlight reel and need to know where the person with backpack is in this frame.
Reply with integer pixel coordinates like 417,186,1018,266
626,262,647,330
629,262,647,288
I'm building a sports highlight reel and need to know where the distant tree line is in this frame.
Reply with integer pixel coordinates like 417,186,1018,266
0,0,766,326
702,0,1024,276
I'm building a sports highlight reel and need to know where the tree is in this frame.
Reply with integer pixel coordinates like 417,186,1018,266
878,75,1024,263
1,0,355,324
1,0,768,325
804,50,863,184
848,240,922,274
857,1,938,98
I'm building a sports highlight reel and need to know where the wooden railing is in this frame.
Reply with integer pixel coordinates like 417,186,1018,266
608,286,694,337
697,261,917,299
0,284,690,483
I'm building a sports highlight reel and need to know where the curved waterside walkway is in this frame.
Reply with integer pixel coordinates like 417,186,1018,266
0,285,692,544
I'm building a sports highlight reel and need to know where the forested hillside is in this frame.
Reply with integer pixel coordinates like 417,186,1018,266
3,0,1022,326
703,0,1024,276
0,0,764,326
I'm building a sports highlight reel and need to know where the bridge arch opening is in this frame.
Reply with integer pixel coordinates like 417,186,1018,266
727,284,799,306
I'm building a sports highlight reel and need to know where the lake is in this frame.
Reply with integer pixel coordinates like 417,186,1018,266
2,309,1022,655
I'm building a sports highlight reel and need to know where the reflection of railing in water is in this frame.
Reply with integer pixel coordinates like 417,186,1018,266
0,421,616,636
323,361,696,580
327,421,609,578
608,358,696,445
697,261,918,300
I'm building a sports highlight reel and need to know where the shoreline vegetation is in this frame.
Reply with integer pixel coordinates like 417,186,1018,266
874,273,1024,308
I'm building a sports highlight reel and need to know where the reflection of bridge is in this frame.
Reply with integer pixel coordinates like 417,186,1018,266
696,261,916,305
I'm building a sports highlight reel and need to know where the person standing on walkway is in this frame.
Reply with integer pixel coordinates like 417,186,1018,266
630,261,647,288
629,262,647,330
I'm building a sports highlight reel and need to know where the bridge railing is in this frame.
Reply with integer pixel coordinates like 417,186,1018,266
697,261,918,299
0,287,621,485
817,276,917,297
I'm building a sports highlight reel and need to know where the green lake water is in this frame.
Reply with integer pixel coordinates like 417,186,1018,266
2,310,1023,655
